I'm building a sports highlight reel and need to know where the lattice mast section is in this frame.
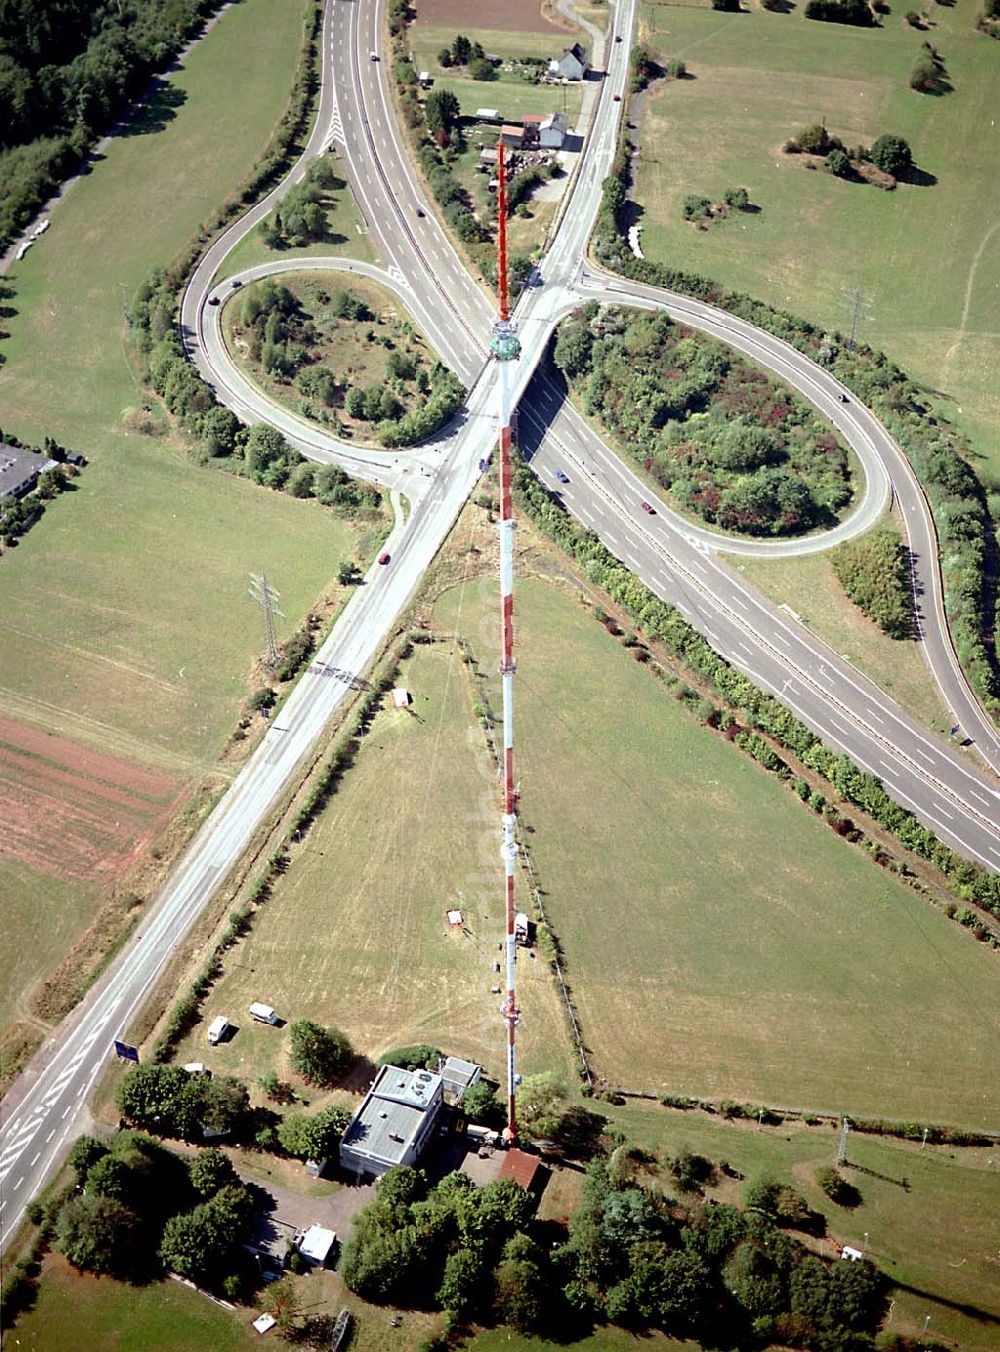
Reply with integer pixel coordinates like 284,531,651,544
490,141,522,1143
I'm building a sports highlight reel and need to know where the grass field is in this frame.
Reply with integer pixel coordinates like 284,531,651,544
632,0,1000,476
595,1100,1000,1352
10,1253,258,1352
0,860,96,1027
170,634,572,1088
432,568,1000,1128
0,0,375,768
408,27,586,124
734,509,954,735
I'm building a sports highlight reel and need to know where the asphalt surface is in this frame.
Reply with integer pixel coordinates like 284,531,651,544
2,0,998,1253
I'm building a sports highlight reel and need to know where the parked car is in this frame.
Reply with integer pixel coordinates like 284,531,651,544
640,501,655,514
378,551,391,565
555,469,570,484
207,1015,231,1046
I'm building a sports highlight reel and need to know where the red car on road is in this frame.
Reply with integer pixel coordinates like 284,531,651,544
378,551,391,565
640,501,655,515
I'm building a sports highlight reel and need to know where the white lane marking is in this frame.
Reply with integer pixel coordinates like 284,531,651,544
934,803,954,822
45,1130,55,1143
969,789,991,808
61,1105,72,1119
30,1152,40,1167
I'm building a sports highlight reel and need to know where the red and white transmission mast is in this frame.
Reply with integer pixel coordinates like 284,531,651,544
490,142,522,1143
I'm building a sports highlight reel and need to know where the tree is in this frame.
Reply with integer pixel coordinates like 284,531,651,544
268,1275,301,1333
158,1184,253,1285
85,1154,133,1203
68,1136,108,1180
515,1071,568,1140
189,1147,238,1198
288,462,315,498
682,194,712,221
825,147,851,177
870,133,912,178
723,185,750,209
424,88,460,138
437,1247,489,1314
199,1075,250,1139
336,560,358,586
494,1233,547,1333
461,1079,502,1125
437,46,453,67
796,122,831,154
288,1019,352,1084
116,1063,201,1138
451,33,472,63
468,56,495,81
277,1105,350,1160
57,1193,141,1277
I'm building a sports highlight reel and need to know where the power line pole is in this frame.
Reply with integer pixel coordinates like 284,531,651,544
841,284,874,352
837,1116,851,1166
249,572,284,669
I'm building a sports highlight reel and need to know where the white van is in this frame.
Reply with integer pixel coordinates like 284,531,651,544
207,1015,231,1045
248,1002,278,1025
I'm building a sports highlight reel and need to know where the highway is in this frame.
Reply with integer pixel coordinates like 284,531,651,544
2,0,998,1253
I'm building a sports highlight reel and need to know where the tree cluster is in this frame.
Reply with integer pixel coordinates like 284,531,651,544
116,1063,250,1141
341,1154,886,1347
258,159,340,249
436,33,486,69
233,275,465,448
276,1105,350,1161
57,1132,254,1292
553,304,852,537
804,0,875,24
0,0,218,249
909,42,950,93
831,526,915,638
341,1166,538,1322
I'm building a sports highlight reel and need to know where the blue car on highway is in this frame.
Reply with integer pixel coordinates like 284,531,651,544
555,469,570,484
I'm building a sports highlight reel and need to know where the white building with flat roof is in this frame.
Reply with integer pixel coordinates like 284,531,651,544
339,1064,444,1178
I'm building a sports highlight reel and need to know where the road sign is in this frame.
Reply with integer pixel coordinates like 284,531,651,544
113,1040,139,1063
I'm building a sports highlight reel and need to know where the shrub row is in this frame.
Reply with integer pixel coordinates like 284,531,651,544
513,460,1000,922
831,525,915,638
592,144,999,715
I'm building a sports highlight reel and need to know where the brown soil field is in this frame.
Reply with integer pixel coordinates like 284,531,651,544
413,0,566,34
0,719,185,884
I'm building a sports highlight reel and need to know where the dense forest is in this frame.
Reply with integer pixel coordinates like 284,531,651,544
553,305,853,537
0,0,218,250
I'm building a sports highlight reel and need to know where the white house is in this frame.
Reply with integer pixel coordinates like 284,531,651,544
339,1064,445,1178
538,112,568,149
548,43,588,81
